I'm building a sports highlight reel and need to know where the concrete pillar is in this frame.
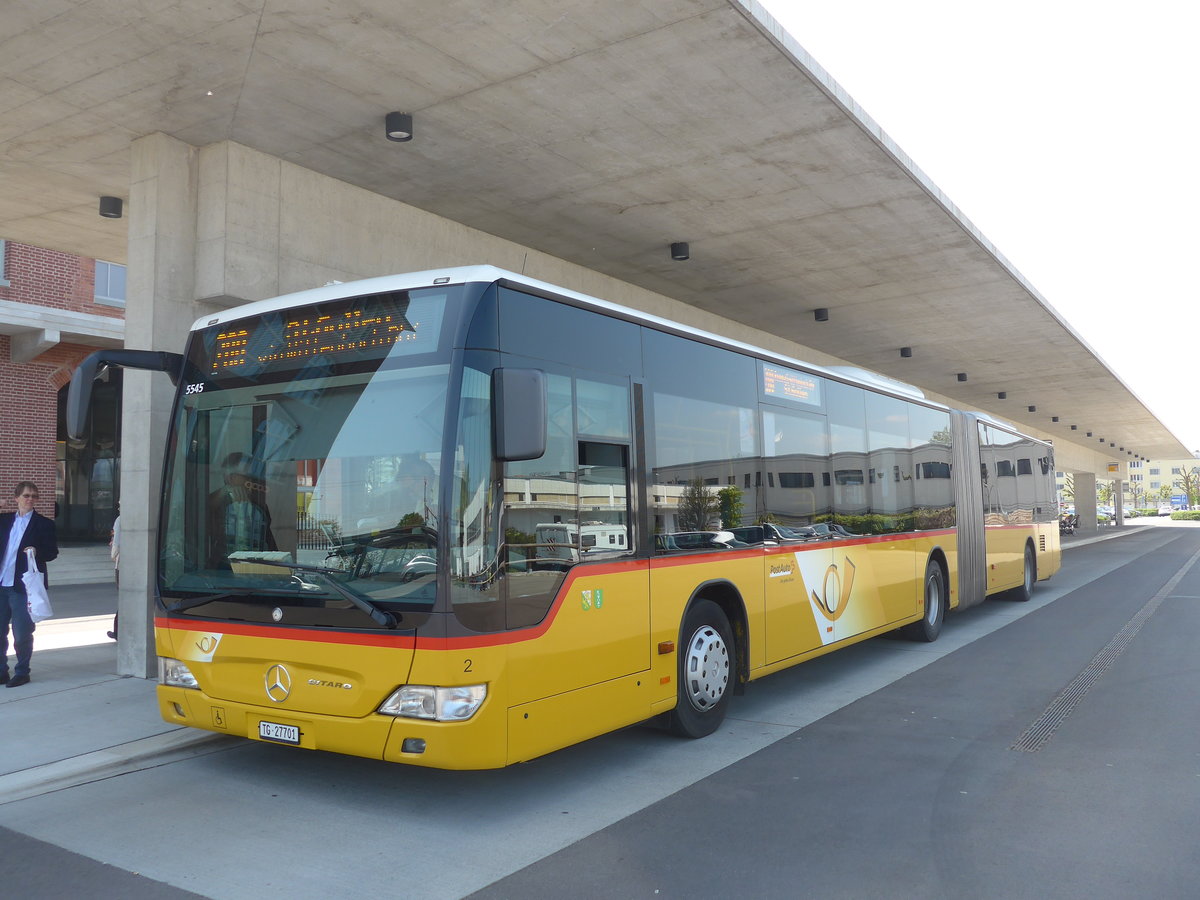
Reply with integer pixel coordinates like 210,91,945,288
1074,471,1098,534
118,133,200,677
1114,479,1128,524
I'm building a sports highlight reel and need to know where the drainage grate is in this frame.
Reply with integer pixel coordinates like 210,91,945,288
1011,544,1200,752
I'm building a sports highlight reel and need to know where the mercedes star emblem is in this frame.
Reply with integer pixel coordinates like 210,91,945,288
265,664,291,703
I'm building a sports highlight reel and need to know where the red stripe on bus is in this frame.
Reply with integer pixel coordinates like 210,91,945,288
156,558,647,651
156,530,970,651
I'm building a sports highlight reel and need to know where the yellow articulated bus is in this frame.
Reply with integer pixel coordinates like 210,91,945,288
67,266,1059,769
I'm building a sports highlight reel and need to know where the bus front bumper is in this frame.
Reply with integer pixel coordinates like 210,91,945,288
158,685,509,769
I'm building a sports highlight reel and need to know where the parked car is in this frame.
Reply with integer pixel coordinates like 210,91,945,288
1158,505,1174,516
729,523,817,545
809,522,856,538
655,530,749,553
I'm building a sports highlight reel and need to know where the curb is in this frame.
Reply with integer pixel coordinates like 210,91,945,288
1062,525,1154,550
0,729,235,806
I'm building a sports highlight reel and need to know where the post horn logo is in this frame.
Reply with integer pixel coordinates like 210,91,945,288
812,558,857,622
265,664,292,703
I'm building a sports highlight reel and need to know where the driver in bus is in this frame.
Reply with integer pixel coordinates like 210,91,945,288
207,452,276,566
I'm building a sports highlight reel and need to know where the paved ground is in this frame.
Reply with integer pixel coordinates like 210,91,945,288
2,519,1197,897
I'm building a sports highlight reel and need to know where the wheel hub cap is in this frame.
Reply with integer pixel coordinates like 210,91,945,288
684,625,730,711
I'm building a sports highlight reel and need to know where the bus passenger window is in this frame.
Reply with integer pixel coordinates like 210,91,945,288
760,407,828,527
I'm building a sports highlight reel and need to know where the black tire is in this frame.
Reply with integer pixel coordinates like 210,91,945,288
1012,543,1036,602
668,599,735,738
903,558,945,642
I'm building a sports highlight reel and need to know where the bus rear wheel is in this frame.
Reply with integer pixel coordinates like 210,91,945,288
1012,543,1036,602
669,599,734,738
903,558,945,642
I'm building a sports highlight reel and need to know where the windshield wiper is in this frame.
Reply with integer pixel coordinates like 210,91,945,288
166,588,268,614
234,558,400,629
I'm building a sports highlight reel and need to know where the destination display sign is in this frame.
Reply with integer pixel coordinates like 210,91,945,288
202,290,445,378
761,362,822,407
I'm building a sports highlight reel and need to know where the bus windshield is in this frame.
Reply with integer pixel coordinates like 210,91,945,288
158,286,458,626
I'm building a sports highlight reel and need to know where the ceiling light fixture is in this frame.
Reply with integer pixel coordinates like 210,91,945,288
814,308,829,322
670,242,690,261
385,112,413,142
900,347,912,358
98,196,123,218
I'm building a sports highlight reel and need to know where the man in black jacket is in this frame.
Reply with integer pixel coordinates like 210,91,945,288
0,481,59,688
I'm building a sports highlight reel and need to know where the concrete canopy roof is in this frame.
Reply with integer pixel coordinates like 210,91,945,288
1,0,1187,459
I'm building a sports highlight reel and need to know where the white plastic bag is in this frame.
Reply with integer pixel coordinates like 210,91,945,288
23,547,53,623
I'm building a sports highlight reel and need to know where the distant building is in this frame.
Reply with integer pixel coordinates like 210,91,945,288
1125,455,1200,509
1055,453,1200,512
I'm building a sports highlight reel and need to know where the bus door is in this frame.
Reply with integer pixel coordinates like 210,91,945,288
978,423,1026,592
758,404,838,664
502,370,649,704
562,440,645,674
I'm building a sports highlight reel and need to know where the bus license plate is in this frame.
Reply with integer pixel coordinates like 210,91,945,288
258,721,300,745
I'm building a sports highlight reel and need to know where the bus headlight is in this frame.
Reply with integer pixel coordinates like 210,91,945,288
158,657,200,689
378,684,487,721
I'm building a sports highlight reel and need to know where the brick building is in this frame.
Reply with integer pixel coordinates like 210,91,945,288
0,238,126,541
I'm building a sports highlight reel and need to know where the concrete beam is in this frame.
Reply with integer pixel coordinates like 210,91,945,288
9,328,61,363
0,298,124,346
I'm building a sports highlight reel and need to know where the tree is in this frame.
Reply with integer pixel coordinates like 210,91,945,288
1128,483,1147,509
1174,465,1200,508
677,479,718,531
717,486,744,529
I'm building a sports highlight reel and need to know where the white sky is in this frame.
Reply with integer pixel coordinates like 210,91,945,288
760,0,1200,455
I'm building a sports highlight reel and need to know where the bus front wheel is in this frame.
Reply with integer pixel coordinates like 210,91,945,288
669,599,734,738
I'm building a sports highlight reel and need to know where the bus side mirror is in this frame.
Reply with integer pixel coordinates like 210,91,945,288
66,353,105,442
493,368,546,462
67,349,186,441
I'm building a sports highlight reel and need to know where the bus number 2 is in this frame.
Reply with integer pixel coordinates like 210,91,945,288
463,659,473,673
